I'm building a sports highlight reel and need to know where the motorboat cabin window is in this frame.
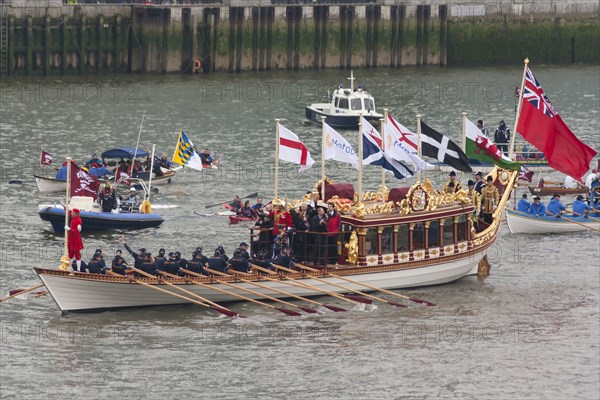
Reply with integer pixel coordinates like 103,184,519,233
339,98,349,109
397,224,409,252
442,218,454,246
364,98,374,111
365,228,378,255
351,98,362,110
335,96,341,108
413,222,425,250
381,226,393,254
456,215,469,242
428,221,440,248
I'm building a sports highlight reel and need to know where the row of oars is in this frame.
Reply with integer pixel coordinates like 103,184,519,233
546,210,600,232
2,265,435,318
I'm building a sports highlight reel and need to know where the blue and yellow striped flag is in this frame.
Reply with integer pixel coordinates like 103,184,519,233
172,131,204,171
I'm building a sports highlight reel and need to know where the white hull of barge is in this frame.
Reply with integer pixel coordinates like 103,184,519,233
36,248,487,312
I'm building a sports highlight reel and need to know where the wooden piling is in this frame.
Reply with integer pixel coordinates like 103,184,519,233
439,5,447,66
26,17,32,76
7,16,13,75
422,5,430,65
44,16,50,76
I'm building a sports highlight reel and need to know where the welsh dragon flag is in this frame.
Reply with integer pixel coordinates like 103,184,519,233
465,118,520,171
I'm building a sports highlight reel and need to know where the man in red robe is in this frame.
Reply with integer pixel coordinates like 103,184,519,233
326,203,342,264
66,208,84,271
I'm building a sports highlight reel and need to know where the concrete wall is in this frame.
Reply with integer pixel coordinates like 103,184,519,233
1,1,598,75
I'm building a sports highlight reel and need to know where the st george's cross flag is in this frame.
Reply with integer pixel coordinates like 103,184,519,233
384,114,436,171
465,117,520,170
362,117,413,180
516,66,597,181
279,124,315,172
172,131,204,171
40,150,54,166
323,122,359,170
419,120,472,172
386,114,418,153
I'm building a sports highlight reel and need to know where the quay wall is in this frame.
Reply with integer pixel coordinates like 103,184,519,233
0,1,598,75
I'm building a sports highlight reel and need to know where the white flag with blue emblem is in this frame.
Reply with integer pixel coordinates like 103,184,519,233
323,122,359,170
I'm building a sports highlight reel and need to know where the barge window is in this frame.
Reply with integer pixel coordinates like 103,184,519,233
397,225,409,253
365,228,378,255
413,222,425,250
457,215,469,242
442,218,454,246
339,98,349,109
351,98,362,110
381,227,393,254
364,98,374,111
428,221,440,248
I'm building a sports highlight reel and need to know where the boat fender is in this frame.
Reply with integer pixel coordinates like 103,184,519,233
194,58,202,73
140,200,152,214
8,179,22,184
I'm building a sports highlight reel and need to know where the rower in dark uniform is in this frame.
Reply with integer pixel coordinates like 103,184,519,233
111,250,129,275
154,248,167,271
227,249,251,273
122,236,146,271
163,252,181,275
216,246,229,262
139,252,158,276
252,251,274,271
87,252,106,274
274,246,294,270
186,252,209,276
207,250,228,273
195,247,209,266
238,242,250,260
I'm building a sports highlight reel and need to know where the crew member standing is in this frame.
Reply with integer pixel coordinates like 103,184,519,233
66,208,84,272
480,176,500,224
494,120,510,156
326,203,341,265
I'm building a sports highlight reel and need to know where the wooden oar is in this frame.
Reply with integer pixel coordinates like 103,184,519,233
564,209,600,224
204,268,321,314
0,284,45,302
32,291,49,299
179,268,301,317
270,264,373,305
108,270,239,318
250,264,348,311
546,211,600,232
293,264,407,308
296,263,436,307
204,192,258,209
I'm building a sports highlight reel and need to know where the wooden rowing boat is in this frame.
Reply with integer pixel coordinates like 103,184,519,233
506,209,600,234
528,185,588,197
35,167,517,313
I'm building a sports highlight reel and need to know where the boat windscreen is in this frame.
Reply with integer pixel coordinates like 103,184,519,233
351,98,362,110
364,98,374,111
339,98,349,109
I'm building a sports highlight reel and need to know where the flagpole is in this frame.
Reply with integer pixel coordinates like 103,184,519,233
357,114,363,202
321,116,326,201
274,119,280,199
147,144,156,202
461,112,467,152
509,57,529,157
380,108,388,200
416,114,422,183
60,158,72,271
130,111,146,176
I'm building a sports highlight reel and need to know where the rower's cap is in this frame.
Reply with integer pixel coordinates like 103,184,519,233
467,180,475,186
239,242,248,248
475,171,483,177
486,176,493,182
533,196,541,201
449,171,456,177
138,247,146,253
522,193,528,198
130,187,136,192
159,248,165,255
234,249,242,256
576,195,584,201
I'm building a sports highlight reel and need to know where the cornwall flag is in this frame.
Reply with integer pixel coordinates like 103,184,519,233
362,119,413,180
420,121,472,172
172,131,203,171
